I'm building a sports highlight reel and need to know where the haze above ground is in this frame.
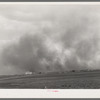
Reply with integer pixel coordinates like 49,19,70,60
0,4,100,75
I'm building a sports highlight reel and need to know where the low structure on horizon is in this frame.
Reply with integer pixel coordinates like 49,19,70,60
25,71,32,75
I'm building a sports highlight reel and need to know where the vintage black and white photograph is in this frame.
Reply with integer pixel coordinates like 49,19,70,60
0,3,100,89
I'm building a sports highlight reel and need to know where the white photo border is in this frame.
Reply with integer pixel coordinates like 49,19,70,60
0,2,99,98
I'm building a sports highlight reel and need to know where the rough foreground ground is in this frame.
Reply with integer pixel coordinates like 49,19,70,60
0,71,100,89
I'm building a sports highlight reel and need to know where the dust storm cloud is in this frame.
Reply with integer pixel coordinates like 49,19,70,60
0,4,100,75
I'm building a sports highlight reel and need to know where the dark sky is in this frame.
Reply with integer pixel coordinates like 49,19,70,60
0,4,100,75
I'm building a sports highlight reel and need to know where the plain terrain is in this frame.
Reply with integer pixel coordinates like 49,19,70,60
0,70,100,89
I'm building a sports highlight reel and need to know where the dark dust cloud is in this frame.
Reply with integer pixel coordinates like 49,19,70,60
0,4,100,75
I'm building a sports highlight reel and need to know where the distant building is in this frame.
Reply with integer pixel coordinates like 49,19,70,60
25,71,32,75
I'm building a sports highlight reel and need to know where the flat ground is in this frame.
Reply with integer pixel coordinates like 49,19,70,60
0,71,100,89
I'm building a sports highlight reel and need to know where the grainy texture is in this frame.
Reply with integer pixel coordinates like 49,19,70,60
0,71,100,89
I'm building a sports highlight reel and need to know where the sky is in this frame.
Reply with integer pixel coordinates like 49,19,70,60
0,4,100,75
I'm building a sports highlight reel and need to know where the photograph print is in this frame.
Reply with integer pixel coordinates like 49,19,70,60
0,3,99,89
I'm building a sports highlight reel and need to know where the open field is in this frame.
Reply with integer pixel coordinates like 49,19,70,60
0,71,100,89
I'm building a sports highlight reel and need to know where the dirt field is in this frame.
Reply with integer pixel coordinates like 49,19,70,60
0,71,100,89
